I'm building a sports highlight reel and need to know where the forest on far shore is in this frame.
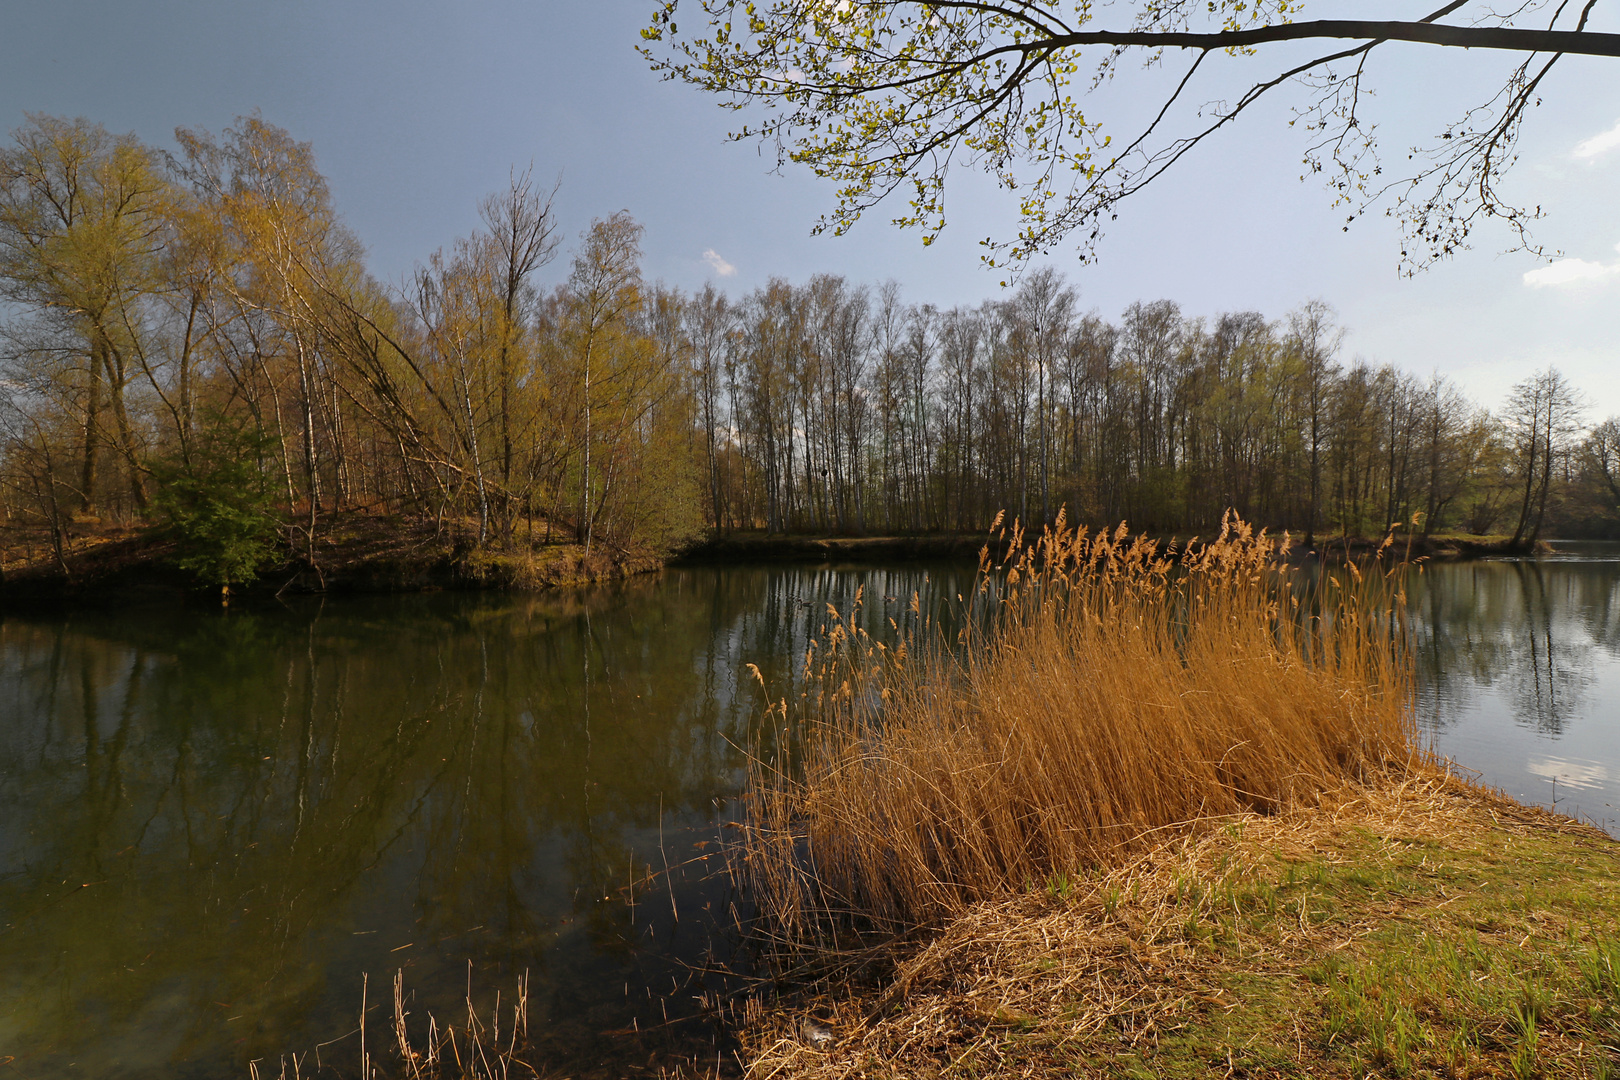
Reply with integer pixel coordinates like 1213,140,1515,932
3,115,1618,584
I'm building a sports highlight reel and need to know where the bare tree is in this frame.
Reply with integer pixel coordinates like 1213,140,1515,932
1586,418,1620,509
686,283,734,530
1506,367,1587,548
480,169,560,510
1287,301,1342,547
1012,267,1077,526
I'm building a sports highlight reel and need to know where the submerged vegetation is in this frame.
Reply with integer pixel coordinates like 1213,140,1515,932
253,971,536,1080
2,115,1618,596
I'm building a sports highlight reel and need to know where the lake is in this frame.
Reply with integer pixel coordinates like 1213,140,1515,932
1411,543,1620,828
1,548,1617,1077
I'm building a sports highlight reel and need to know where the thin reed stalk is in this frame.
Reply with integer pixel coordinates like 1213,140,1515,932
739,512,1418,946
259,969,535,1080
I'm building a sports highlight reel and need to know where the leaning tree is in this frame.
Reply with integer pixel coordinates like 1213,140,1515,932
641,1,1619,275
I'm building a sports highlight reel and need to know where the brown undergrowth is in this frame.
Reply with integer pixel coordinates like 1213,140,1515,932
0,510,664,602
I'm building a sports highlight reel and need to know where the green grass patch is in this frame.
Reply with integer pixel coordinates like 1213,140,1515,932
1079,819,1620,1078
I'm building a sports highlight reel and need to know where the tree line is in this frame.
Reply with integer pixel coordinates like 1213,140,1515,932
2,115,1616,578
691,276,1617,546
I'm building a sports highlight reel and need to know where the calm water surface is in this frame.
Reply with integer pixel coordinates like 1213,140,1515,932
1411,542,1620,827
1,551,1617,1077
0,564,968,1079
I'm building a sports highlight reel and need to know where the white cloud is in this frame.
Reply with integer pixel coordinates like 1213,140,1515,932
1523,243,1620,289
1574,118,1620,159
1524,258,1617,288
701,248,737,277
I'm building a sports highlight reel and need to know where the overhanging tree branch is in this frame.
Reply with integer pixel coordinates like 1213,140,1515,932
645,1,1618,271
1035,20,1620,58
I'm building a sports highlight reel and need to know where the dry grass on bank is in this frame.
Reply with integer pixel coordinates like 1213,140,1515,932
739,775,1620,1079
740,513,1417,943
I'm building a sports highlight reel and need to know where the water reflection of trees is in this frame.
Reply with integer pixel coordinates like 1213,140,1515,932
0,565,970,1079
1408,559,1619,736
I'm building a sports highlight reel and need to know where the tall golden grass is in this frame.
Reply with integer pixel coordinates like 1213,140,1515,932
739,513,1418,944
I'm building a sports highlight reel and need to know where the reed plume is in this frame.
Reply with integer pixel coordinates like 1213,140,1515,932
739,512,1417,944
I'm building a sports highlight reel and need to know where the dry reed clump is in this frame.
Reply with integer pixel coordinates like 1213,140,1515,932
739,512,1418,944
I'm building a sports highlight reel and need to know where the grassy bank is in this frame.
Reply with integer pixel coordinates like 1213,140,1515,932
741,775,1620,1079
730,516,1614,1078
1,518,1540,608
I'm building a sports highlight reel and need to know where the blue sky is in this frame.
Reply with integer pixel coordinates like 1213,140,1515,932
3,1,1616,416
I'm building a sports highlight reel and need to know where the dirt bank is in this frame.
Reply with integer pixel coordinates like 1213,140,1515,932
0,512,663,609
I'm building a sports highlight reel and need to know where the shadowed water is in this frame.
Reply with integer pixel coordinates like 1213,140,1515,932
0,565,967,1079
0,549,1616,1076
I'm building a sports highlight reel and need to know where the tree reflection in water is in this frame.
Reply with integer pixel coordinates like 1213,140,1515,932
0,564,969,1079
4,550,1613,1077
1408,544,1620,824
